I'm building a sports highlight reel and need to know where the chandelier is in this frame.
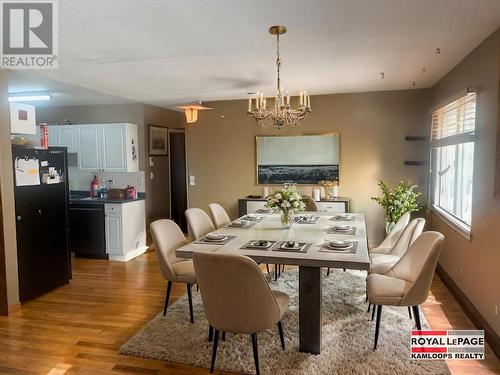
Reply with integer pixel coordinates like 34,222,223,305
247,25,311,129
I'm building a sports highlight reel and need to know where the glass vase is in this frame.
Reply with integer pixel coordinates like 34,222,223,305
280,210,294,229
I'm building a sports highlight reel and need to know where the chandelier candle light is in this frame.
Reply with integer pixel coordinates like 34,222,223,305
248,25,311,129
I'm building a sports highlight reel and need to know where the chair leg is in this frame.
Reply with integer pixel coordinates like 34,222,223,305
373,305,383,350
266,263,270,274
210,330,219,373
163,281,172,316
196,283,199,292
365,293,368,303
274,264,278,281
327,268,330,276
408,306,412,319
412,305,422,330
367,303,371,313
251,333,260,375
208,325,213,342
187,283,194,323
222,331,226,341
278,264,281,277
277,321,285,350
371,304,376,321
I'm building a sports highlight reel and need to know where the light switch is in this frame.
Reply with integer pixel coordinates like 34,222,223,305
150,171,154,180
149,156,155,166
189,175,196,186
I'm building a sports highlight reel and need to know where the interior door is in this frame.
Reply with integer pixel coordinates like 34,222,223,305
169,130,188,232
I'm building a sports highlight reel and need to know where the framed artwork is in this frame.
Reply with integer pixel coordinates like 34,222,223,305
149,125,168,155
256,133,340,185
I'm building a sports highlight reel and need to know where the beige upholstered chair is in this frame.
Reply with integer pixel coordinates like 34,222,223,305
193,252,289,375
369,218,425,275
303,196,319,212
367,231,444,349
208,203,231,229
150,219,196,323
370,212,411,254
185,208,216,240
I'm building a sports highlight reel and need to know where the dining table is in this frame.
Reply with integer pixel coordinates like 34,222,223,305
176,211,371,355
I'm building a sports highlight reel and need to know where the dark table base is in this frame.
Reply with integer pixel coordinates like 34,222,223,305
299,266,322,354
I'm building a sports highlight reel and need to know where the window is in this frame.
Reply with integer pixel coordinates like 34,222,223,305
431,92,476,236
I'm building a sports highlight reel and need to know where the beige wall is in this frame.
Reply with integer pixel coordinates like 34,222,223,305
0,71,19,309
36,103,185,222
186,90,431,244
430,30,500,336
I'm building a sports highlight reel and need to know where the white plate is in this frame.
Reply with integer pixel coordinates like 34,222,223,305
205,233,227,240
230,220,249,226
335,214,352,220
327,240,352,248
334,224,352,231
327,243,353,250
256,208,272,213
245,215,262,221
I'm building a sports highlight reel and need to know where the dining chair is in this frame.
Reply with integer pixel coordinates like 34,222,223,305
303,196,319,211
370,212,411,255
193,252,289,375
369,218,425,275
150,219,196,323
367,231,444,349
208,203,231,229
185,207,216,240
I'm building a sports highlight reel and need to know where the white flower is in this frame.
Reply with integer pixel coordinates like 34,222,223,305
281,201,291,209
275,193,282,200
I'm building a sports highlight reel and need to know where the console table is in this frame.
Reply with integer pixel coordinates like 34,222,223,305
238,196,350,216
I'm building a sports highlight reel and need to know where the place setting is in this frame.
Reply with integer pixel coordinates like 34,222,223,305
319,239,358,254
271,240,312,253
330,213,355,221
226,218,257,229
193,232,236,245
294,214,320,224
328,223,357,235
240,239,276,250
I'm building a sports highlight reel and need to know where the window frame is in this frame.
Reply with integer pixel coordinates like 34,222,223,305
430,92,477,240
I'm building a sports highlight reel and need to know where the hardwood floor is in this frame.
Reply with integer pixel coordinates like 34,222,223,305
0,251,498,375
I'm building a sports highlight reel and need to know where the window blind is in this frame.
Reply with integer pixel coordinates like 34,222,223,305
431,92,476,141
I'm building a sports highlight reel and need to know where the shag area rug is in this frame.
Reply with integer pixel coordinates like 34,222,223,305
120,269,450,375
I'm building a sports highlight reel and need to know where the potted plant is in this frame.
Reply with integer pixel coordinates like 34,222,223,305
265,185,306,228
371,180,422,234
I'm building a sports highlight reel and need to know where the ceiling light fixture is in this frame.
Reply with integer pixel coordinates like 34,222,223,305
177,104,212,124
8,90,53,102
247,25,311,129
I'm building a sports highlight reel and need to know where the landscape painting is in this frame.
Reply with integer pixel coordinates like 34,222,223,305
256,134,340,185
258,164,339,184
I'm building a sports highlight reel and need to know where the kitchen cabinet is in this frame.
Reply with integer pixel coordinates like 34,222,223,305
77,125,101,170
78,123,139,172
105,201,146,261
45,123,139,172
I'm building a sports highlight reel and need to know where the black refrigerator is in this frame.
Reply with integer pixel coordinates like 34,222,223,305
12,146,71,302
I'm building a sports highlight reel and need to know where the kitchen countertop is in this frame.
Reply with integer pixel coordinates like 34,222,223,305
70,192,146,205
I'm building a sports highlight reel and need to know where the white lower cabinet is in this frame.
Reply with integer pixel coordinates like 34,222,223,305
105,200,147,261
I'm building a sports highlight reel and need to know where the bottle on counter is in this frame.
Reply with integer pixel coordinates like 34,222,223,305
90,175,99,197
99,180,108,199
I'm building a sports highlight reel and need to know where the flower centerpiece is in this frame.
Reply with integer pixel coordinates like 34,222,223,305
265,185,306,228
371,180,422,234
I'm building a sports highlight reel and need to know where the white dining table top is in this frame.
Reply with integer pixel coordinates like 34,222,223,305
176,212,371,270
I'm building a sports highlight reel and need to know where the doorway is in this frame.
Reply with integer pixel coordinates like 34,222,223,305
168,129,188,233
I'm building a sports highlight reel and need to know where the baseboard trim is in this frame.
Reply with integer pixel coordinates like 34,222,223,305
436,264,500,359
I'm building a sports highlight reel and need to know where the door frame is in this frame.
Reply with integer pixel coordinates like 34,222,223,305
167,128,189,219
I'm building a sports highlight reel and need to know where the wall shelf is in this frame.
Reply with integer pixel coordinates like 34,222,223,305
404,160,429,166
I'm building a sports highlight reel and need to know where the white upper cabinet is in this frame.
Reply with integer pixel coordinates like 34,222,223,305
78,126,102,170
45,123,139,172
101,125,126,171
58,126,79,153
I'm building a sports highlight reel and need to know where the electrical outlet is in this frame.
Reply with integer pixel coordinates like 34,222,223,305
495,305,498,316
189,175,196,186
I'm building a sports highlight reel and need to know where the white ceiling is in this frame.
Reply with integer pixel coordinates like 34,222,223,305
16,0,500,108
